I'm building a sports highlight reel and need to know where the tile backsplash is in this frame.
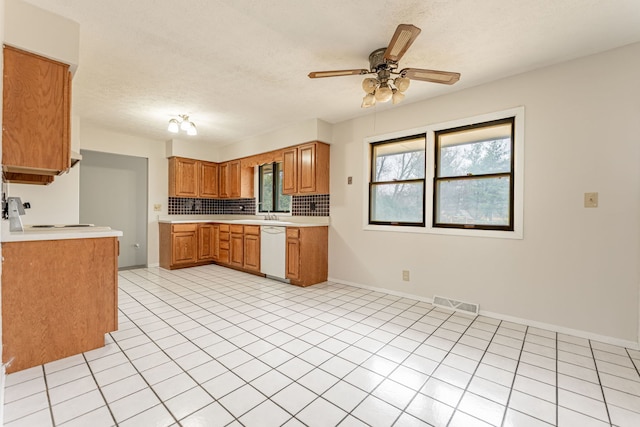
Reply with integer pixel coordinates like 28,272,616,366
168,197,255,215
168,194,330,217
291,194,330,216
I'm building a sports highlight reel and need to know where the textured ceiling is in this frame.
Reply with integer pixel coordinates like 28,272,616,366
21,0,640,147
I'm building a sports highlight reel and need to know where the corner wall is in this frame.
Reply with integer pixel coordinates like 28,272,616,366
79,125,168,267
328,42,640,345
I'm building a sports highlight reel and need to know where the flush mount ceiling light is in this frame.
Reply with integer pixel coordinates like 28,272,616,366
308,24,461,108
168,114,197,136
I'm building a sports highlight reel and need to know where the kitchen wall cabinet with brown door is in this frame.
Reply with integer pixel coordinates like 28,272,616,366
282,141,330,195
199,161,219,198
2,236,119,373
169,157,219,198
286,226,328,286
2,45,72,184
219,160,254,199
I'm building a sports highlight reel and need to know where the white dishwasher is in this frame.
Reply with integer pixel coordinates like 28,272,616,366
260,226,288,282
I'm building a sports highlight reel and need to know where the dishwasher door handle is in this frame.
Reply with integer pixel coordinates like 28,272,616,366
261,226,286,234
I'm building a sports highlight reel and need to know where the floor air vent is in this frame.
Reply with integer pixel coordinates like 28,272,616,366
433,295,479,316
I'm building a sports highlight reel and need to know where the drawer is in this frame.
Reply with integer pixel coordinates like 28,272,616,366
172,223,197,233
286,227,300,239
220,232,230,241
230,225,244,234
219,224,230,232
244,225,260,236
219,241,230,250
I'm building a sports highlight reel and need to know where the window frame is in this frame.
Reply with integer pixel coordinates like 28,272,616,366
433,117,515,231
258,162,291,214
368,134,427,227
363,106,524,239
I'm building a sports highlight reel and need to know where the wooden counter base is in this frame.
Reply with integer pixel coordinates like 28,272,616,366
2,237,118,373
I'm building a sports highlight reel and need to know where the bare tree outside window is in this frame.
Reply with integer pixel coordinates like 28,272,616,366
369,135,426,226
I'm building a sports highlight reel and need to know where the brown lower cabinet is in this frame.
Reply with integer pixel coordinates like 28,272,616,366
286,227,328,287
160,222,327,286
160,223,261,274
2,237,118,373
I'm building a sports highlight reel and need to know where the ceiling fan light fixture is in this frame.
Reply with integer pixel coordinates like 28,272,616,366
374,84,393,103
392,89,405,105
394,77,410,92
362,77,379,93
361,92,376,108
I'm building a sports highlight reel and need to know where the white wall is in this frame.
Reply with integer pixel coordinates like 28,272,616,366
79,125,167,267
219,118,332,161
4,0,79,72
166,138,220,162
329,42,640,346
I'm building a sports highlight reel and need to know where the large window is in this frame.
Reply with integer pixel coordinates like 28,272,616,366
434,118,514,230
364,107,524,238
369,135,426,226
258,162,291,213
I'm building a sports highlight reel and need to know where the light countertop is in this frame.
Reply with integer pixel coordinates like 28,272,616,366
2,226,123,243
158,215,329,228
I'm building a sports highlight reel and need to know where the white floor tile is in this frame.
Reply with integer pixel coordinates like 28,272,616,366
296,398,347,427
272,382,317,415
352,395,402,427
7,266,640,427
180,402,234,427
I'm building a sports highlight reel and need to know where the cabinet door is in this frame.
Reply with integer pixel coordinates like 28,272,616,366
230,233,244,267
172,232,197,265
197,224,215,261
243,234,260,272
286,238,301,281
170,157,199,197
218,228,230,264
219,162,229,198
282,148,298,195
2,46,71,175
212,224,220,261
228,160,241,198
298,143,317,193
200,162,219,198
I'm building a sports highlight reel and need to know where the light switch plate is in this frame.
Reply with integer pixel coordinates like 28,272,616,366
153,204,162,212
584,192,598,208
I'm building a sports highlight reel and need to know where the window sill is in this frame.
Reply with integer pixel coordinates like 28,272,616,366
363,223,523,240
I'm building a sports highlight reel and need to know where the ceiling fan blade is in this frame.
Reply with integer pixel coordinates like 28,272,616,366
401,68,461,85
308,69,369,78
383,24,421,62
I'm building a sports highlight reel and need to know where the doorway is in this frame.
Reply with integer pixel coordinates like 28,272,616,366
79,150,148,269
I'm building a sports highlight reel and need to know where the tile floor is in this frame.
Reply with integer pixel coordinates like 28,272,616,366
3,265,640,427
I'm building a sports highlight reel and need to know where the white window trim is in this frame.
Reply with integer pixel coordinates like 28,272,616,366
363,106,524,239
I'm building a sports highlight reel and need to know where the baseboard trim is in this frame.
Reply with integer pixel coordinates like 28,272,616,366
327,276,640,351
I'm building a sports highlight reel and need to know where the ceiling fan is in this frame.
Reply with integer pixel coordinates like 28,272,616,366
308,24,460,108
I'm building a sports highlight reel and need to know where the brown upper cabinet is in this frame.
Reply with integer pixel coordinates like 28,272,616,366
200,161,219,198
169,157,199,197
2,46,72,183
219,160,254,199
169,157,221,199
283,141,330,195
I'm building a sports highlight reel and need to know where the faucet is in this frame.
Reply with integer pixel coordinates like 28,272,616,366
263,209,278,221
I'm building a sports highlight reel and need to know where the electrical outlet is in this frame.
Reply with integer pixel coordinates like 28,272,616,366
153,204,162,212
584,192,598,208
402,270,410,281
